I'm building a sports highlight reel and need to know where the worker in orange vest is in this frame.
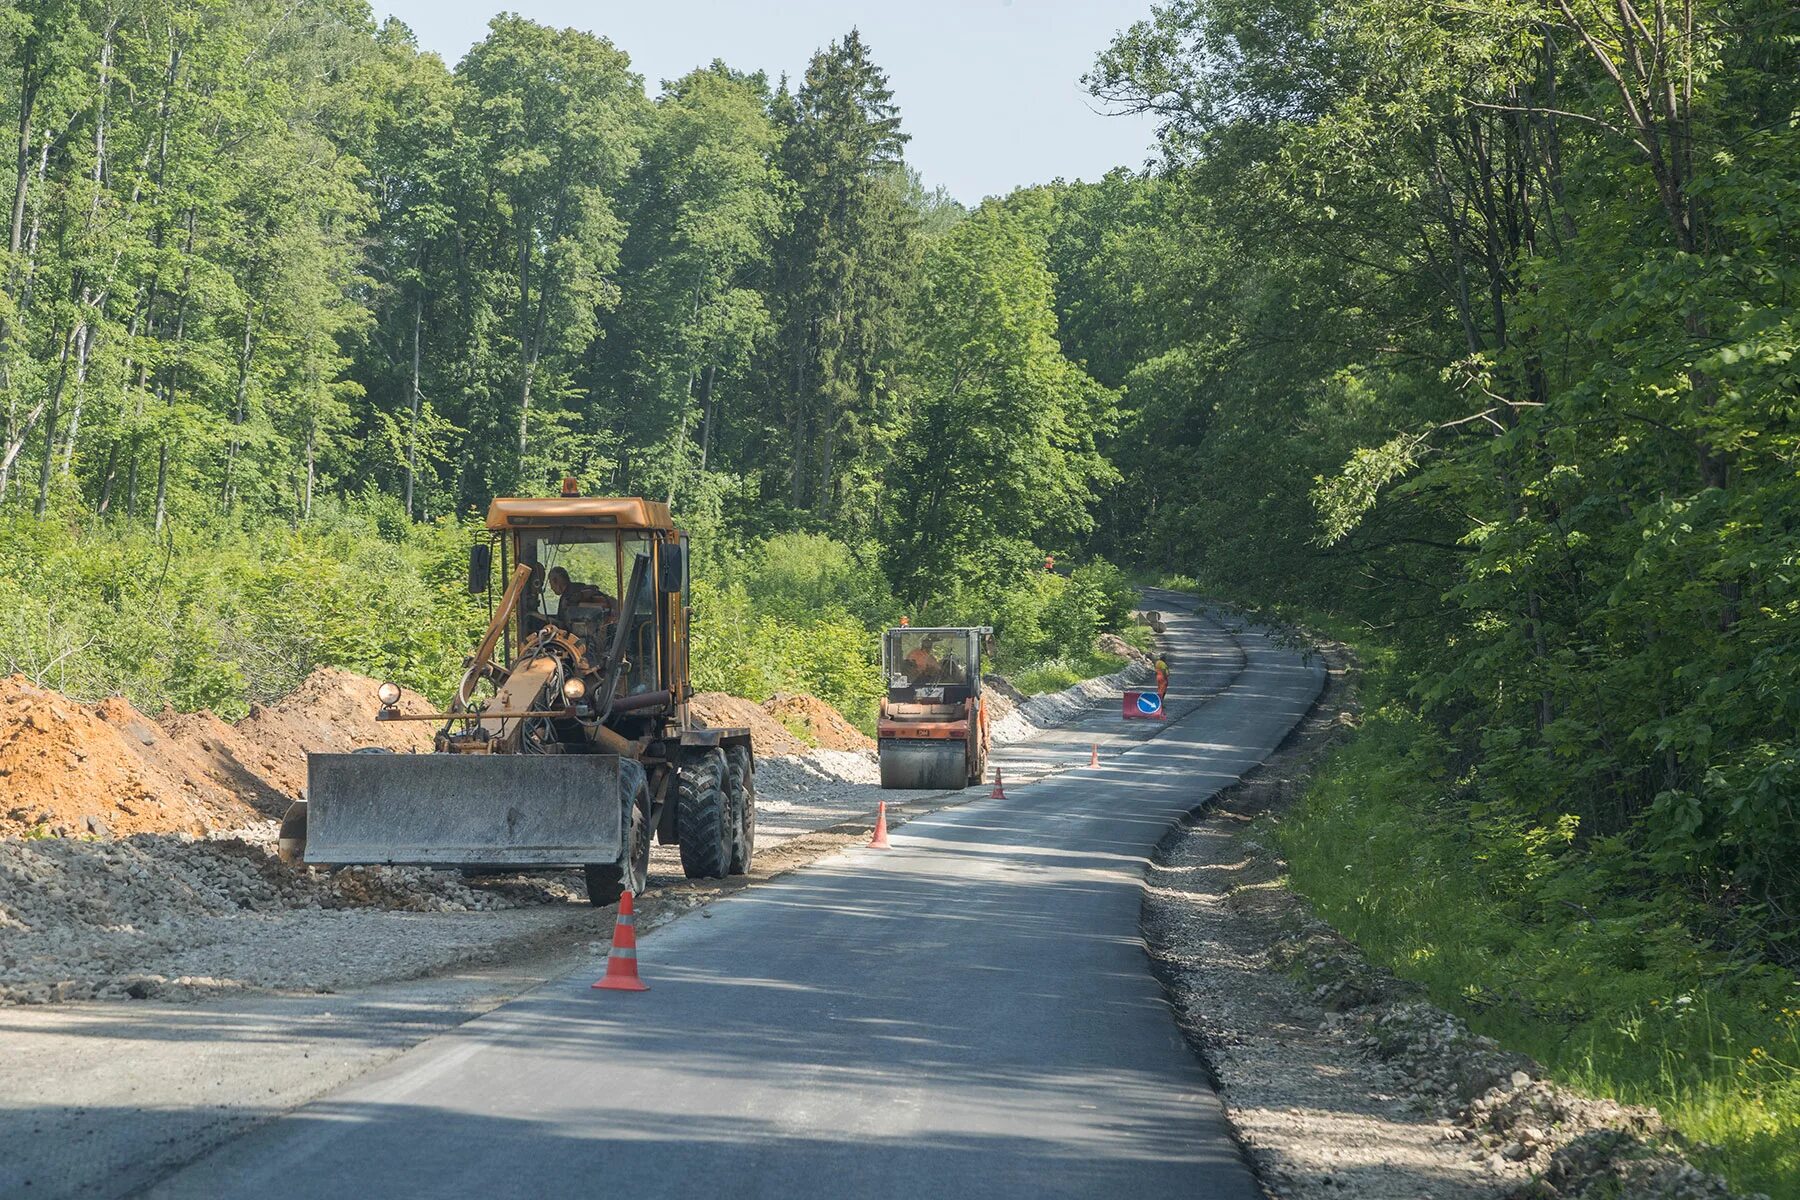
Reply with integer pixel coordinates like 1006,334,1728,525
1154,657,1169,701
1043,554,1056,573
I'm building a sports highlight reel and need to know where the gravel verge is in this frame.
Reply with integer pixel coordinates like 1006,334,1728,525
1143,638,1760,1200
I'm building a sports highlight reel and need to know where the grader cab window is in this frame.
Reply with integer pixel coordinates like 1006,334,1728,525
520,532,622,660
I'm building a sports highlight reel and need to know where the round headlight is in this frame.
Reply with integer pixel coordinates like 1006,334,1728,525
561,676,587,701
376,681,401,707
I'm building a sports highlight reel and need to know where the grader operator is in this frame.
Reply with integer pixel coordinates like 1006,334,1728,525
277,484,754,906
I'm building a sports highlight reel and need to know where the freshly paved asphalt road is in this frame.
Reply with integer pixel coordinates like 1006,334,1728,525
136,595,1324,1200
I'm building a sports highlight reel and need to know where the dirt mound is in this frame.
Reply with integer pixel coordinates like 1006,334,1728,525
0,677,231,838
232,668,436,798
94,698,287,823
689,692,810,758
151,710,292,818
1097,632,1150,665
760,693,871,752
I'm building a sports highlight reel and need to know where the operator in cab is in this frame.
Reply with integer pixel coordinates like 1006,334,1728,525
905,635,941,681
546,566,615,619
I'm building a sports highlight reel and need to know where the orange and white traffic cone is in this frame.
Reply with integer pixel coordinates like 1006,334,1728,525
591,890,650,992
989,768,1006,799
869,801,891,849
1090,743,1100,767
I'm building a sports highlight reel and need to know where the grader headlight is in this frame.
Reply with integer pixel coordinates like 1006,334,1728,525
376,681,402,708
562,676,588,702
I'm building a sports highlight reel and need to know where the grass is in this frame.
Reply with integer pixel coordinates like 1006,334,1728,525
776,714,820,747
1273,641,1800,1198
1009,647,1133,696
1117,619,1158,656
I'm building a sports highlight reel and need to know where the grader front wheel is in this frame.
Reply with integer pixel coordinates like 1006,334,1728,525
725,746,755,875
586,759,651,906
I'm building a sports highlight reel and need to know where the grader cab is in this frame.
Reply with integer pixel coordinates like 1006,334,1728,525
279,486,754,906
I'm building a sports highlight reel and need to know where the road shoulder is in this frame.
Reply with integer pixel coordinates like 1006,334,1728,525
1143,639,1753,1200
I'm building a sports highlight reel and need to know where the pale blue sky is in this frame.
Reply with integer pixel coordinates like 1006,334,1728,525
374,0,1162,205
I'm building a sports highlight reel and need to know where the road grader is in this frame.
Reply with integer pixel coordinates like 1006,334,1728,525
276,484,754,906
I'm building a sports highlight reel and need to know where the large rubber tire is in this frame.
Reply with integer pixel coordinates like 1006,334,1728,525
725,746,755,876
277,800,308,863
586,759,651,907
677,749,731,880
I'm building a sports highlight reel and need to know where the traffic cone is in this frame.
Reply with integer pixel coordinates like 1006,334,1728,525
1090,743,1100,767
989,768,1006,799
591,890,649,992
869,801,891,849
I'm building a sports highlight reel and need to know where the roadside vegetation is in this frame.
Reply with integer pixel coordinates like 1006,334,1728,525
1077,0,1798,1195
0,502,1139,734
1277,642,1800,1198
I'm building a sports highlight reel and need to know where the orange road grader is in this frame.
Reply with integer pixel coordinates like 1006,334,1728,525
277,485,754,906
876,626,992,790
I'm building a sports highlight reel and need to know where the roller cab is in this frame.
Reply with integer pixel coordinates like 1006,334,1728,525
876,626,992,791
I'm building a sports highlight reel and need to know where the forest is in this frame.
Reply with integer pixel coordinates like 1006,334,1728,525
0,0,1796,1188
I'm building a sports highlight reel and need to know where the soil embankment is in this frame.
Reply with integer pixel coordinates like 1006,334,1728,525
1,671,434,840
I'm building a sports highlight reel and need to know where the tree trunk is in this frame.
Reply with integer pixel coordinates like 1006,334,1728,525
9,76,37,262
406,293,421,518
221,303,255,513
698,362,718,472
97,439,118,513
35,323,80,515
60,320,93,475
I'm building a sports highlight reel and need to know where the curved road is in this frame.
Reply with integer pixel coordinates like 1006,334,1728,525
141,595,1323,1199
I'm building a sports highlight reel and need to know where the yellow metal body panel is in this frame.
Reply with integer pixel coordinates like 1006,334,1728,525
485,496,674,531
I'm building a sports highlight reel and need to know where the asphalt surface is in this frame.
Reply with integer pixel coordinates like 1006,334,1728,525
126,595,1323,1200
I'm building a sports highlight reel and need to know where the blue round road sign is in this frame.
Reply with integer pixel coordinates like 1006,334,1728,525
1135,692,1163,717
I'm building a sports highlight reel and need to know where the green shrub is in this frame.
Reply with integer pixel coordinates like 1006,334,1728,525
0,501,484,718
1277,645,1800,1199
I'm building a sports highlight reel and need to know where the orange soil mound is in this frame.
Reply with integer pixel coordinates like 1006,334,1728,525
3,667,438,841
0,677,227,838
93,698,275,826
760,693,872,752
150,709,293,819
688,692,810,758
232,668,436,798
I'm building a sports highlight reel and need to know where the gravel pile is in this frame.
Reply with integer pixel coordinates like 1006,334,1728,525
0,823,582,1004
989,657,1154,744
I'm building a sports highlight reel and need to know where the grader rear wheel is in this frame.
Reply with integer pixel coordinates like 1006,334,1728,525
677,749,731,880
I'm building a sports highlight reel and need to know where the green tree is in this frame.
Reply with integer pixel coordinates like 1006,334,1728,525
884,203,1117,607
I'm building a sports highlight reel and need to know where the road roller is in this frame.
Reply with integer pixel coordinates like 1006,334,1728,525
877,626,992,790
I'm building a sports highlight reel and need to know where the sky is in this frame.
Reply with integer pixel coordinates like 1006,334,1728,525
373,0,1163,206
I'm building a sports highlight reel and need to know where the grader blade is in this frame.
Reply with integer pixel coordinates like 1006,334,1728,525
877,739,971,791
304,753,625,867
